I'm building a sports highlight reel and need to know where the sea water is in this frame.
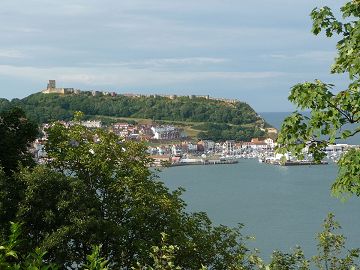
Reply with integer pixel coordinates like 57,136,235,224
159,159,360,260
159,112,360,260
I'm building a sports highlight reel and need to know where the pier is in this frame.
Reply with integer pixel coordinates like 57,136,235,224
171,159,238,167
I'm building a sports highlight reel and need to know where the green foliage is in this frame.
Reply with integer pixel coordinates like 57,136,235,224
0,93,267,141
135,231,256,270
133,233,182,270
0,222,22,262
83,246,109,270
195,123,265,142
0,117,253,269
0,108,38,238
268,248,309,270
249,214,359,270
332,148,360,196
277,0,360,197
0,107,38,175
134,214,359,270
0,222,112,270
0,222,59,270
312,213,359,270
2,215,359,270
0,94,260,126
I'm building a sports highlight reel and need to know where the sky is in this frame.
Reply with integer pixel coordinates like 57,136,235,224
0,0,349,111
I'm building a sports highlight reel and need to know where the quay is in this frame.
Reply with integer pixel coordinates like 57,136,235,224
263,159,328,166
282,160,328,166
171,159,238,167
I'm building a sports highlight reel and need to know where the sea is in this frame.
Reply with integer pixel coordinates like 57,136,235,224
159,112,360,261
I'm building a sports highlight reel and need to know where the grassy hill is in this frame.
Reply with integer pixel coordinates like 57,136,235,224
0,92,272,141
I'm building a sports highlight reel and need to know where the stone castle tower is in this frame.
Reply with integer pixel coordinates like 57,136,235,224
42,80,73,94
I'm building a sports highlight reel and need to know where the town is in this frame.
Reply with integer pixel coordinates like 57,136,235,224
31,119,359,167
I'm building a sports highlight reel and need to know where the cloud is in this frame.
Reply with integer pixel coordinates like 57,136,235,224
82,57,229,69
0,26,42,33
0,49,26,58
0,64,286,89
0,1,100,17
0,0,347,111
267,51,336,61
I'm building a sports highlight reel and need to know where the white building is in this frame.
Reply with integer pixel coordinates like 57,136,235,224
151,126,181,140
223,140,235,155
202,140,215,153
187,143,198,152
171,145,182,156
264,138,275,149
81,120,102,128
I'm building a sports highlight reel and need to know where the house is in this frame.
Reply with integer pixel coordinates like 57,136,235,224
81,120,102,129
151,126,181,140
92,91,101,96
196,142,205,152
198,140,215,153
264,138,275,148
171,145,182,156
182,141,198,152
223,140,236,155
240,138,269,150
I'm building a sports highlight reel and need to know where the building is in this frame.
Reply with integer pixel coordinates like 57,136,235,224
264,138,275,148
240,138,270,150
42,80,74,94
92,91,101,96
171,145,182,156
223,140,236,155
198,140,215,153
151,126,182,140
47,80,56,89
81,120,102,128
181,141,198,152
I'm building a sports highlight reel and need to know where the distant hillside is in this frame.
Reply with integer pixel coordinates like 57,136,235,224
0,92,272,141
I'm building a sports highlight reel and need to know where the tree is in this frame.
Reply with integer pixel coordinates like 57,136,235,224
0,222,59,270
0,107,38,175
0,222,110,270
312,213,360,270
0,108,37,238
135,214,359,270
277,0,360,197
3,117,252,269
0,91,265,141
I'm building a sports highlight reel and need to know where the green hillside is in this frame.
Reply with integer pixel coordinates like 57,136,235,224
0,92,271,141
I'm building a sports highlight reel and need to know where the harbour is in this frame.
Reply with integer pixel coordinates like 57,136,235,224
159,158,360,260
159,112,360,260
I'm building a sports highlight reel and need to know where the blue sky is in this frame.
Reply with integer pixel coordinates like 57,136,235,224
0,0,348,111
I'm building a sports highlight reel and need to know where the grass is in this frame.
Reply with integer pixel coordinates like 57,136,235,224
90,115,267,141
93,115,203,139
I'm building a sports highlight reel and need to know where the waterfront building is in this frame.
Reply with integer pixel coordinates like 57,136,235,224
240,138,272,150
156,146,170,155
171,145,182,156
182,141,198,153
223,140,236,155
196,142,205,153
198,140,215,153
264,138,275,148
